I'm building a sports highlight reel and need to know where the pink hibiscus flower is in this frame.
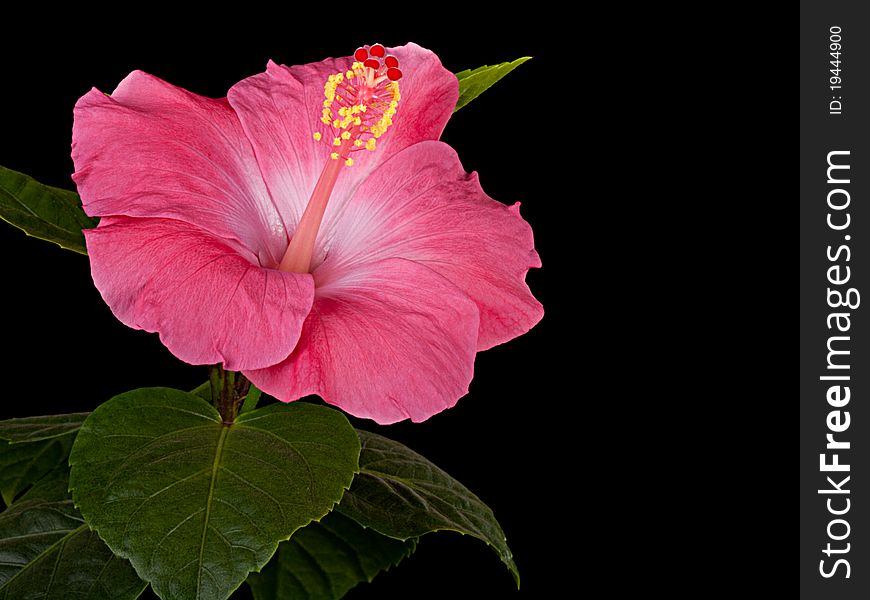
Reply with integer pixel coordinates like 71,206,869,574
72,43,542,424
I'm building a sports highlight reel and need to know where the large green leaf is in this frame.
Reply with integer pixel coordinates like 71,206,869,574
0,412,90,443
454,57,531,112
337,430,519,586
247,511,416,600
69,388,360,600
0,466,146,600
0,435,74,507
0,165,96,254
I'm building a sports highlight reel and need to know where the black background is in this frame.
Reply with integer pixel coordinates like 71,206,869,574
801,2,870,598
0,13,575,600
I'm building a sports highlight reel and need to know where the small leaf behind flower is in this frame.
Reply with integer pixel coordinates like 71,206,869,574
0,435,73,507
247,511,416,600
0,466,146,600
0,412,90,443
69,388,360,600
337,430,520,587
0,165,96,254
454,57,532,112
0,412,88,507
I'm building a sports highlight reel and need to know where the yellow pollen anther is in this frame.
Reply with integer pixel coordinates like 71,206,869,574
314,62,401,167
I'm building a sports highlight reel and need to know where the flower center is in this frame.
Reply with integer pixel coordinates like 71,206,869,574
278,44,402,274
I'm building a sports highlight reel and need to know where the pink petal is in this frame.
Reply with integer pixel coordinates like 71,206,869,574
244,258,480,424
225,61,325,240
315,141,543,351
226,43,458,262
72,70,288,268
347,42,458,170
85,217,314,370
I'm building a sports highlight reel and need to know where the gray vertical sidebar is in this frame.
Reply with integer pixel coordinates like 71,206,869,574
801,2,870,598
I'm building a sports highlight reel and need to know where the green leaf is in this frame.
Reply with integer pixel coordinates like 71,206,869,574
69,388,360,600
247,511,416,600
190,381,212,402
0,466,147,600
0,165,97,254
454,57,531,112
0,412,90,443
241,384,263,414
337,430,519,586
0,435,74,507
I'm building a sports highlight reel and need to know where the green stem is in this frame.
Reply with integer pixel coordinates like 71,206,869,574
207,366,251,425
208,365,223,408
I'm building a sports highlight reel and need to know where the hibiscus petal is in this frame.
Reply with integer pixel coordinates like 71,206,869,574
225,61,324,238
244,258,480,424
72,70,287,268
355,42,458,169
226,43,458,245
85,217,314,371
315,141,543,351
